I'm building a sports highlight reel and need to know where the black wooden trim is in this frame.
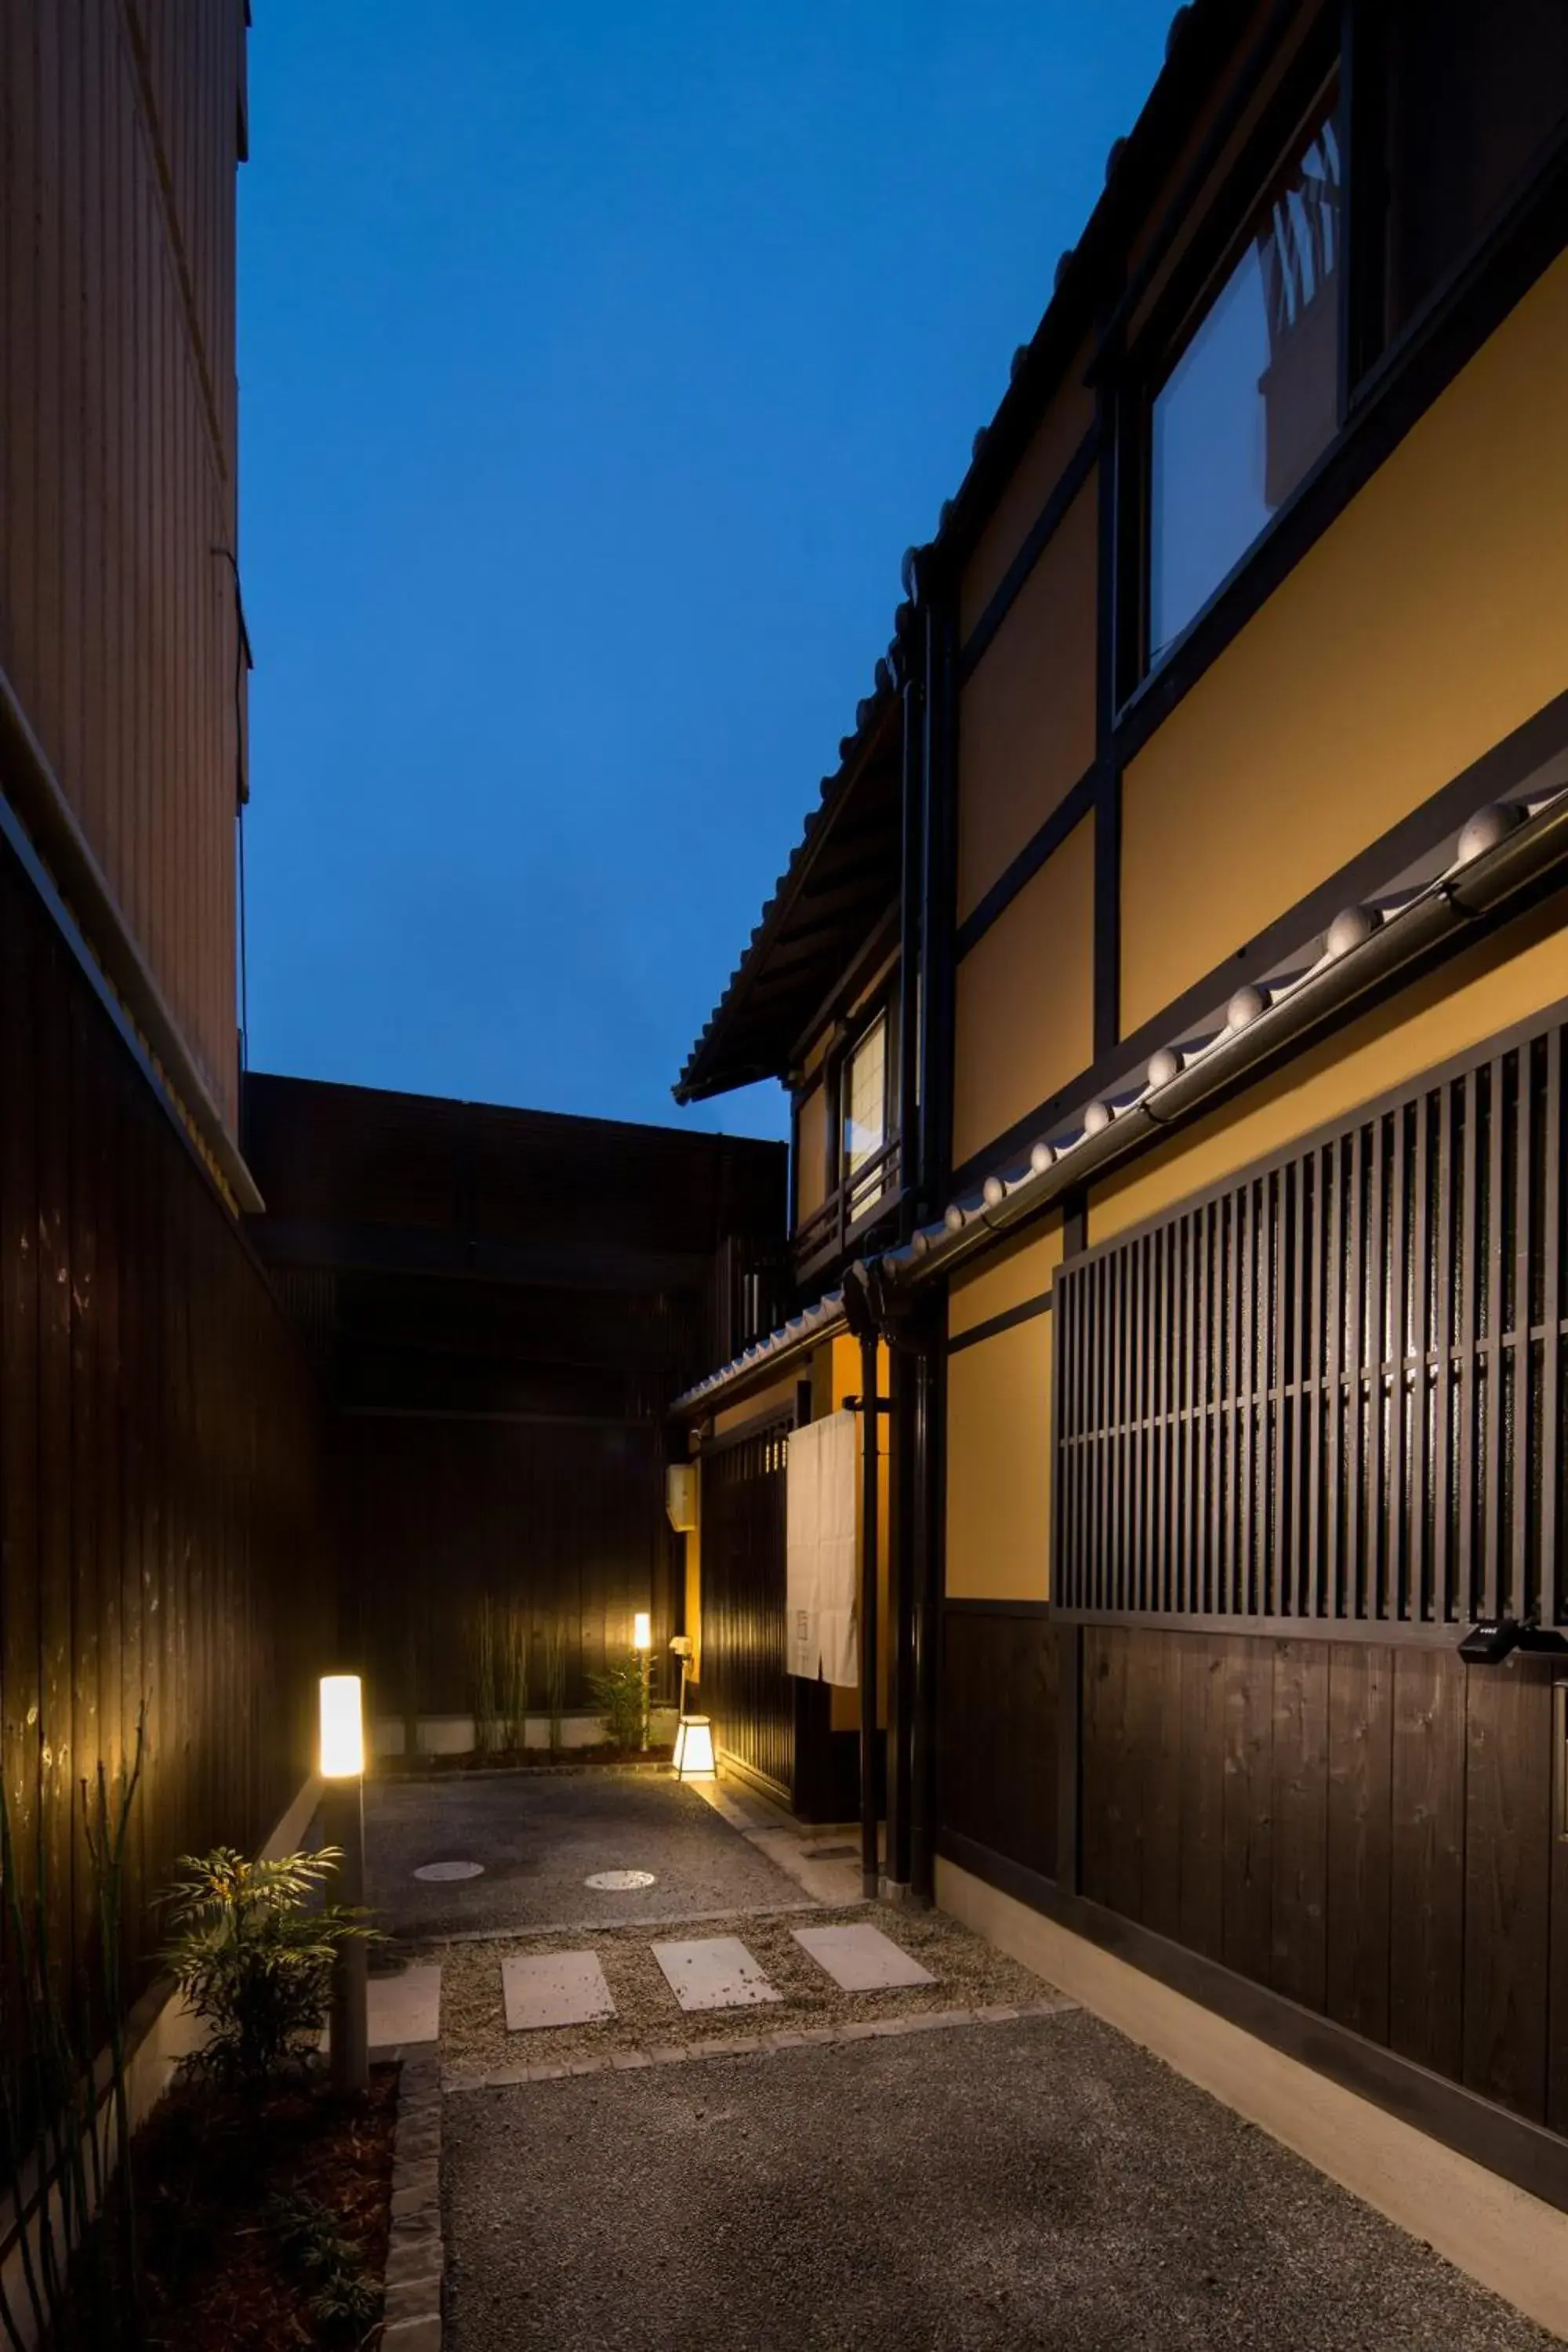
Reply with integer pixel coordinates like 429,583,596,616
1111,126,1568,766
956,425,1098,685
937,1828,1568,2212
1092,766,1121,1058
946,1290,1052,1356
1051,1606,1469,1651
940,1596,1053,1619
946,681,1568,1200
954,763,1098,964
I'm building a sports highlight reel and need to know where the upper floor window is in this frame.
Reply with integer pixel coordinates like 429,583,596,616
843,1014,888,1220
1148,89,1342,670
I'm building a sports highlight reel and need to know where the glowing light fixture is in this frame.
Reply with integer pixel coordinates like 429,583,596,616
319,1675,364,1780
673,1715,715,1780
633,1611,652,1652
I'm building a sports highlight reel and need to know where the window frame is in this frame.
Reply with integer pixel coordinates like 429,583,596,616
790,993,902,1279
1114,29,1348,709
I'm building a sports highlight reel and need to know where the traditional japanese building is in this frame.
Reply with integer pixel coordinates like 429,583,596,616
670,0,1568,2205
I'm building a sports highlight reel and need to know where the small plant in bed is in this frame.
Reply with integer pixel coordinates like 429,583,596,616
160,1846,379,2084
589,1651,646,1752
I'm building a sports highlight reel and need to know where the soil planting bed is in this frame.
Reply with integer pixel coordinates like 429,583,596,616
71,2063,398,2351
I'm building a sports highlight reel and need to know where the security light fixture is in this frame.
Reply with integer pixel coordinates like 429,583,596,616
1458,1619,1522,1664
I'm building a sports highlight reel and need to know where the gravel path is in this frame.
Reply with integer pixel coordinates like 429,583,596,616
444,2010,1560,2352
427,1902,1055,2084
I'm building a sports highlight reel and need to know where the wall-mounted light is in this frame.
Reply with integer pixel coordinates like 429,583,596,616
633,1611,652,1653
1458,1619,1521,1664
319,1674,364,1779
673,1715,715,1780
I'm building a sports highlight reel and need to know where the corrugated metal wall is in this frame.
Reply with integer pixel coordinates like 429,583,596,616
0,0,246,1133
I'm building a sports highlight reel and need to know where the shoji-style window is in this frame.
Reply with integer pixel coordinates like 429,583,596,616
1054,1011,1567,1633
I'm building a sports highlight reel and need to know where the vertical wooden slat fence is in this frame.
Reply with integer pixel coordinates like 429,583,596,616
1056,1011,1568,1633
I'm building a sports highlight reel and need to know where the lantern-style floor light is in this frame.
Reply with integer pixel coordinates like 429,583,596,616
633,1611,653,1750
320,1674,368,2093
668,1635,715,1780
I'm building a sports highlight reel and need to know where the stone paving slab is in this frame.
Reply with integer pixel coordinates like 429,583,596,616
372,1963,443,2045
502,1951,615,2032
650,1934,781,2012
792,1921,935,1991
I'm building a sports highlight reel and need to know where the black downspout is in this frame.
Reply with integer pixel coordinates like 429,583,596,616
906,1304,944,1904
886,640,926,1895
858,1330,880,1900
909,565,957,1907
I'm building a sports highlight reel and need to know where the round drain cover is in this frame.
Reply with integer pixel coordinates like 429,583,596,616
583,1868,655,1891
412,1860,485,1883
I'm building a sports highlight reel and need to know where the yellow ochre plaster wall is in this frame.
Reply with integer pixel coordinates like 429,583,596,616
1120,249,1568,1039
957,479,1098,924
953,815,1095,1169
945,1221,1061,1602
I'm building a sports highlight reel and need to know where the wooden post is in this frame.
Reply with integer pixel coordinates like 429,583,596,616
326,1777,368,2093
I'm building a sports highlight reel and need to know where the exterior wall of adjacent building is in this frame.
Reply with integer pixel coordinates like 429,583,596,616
0,2,334,2093
0,0,250,1140
932,14,1568,2182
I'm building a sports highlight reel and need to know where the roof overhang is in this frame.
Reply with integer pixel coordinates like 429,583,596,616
674,691,903,1103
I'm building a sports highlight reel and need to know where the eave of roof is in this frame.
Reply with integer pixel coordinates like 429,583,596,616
673,0,1247,1108
674,688,903,1102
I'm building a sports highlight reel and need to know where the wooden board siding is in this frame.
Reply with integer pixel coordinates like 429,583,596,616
336,1412,675,1724
1073,1628,1565,2129
938,1607,1058,1883
0,0,246,1134
938,1602,1568,2132
0,837,329,2044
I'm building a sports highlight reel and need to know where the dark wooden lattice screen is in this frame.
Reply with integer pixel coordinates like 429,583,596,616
1054,1011,1566,1631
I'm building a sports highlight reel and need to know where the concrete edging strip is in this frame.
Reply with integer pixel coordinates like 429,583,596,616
382,2045,444,2350
936,1855,1568,2346
442,1998,1077,2092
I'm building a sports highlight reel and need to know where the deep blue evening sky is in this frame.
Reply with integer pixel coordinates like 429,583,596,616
239,1,1172,1140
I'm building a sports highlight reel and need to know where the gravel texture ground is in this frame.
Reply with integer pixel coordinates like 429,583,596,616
429,1901,1054,2084
365,1769,806,1939
443,2010,1559,2352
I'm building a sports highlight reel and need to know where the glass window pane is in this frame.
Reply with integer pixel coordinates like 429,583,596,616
844,1017,886,1178
1149,101,1341,669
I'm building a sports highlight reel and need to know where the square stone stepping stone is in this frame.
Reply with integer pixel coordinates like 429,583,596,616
503,1951,615,2032
652,1936,782,2013
370,1962,442,2046
792,1923,935,1991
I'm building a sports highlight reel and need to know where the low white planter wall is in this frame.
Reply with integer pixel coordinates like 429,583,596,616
372,1709,677,1759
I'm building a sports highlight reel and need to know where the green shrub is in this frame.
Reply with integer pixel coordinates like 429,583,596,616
267,2190,382,2341
159,1848,377,2086
589,1651,645,1751
471,1596,499,1754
